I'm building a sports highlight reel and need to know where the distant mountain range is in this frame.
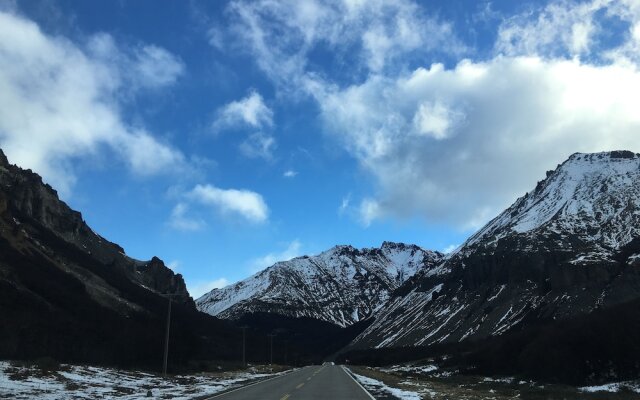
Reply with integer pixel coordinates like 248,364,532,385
200,150,640,384
196,242,443,327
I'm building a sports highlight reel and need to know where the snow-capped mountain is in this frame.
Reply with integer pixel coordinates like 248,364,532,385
462,150,640,261
352,151,640,349
196,242,444,327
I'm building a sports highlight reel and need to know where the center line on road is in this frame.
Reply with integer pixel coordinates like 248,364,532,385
296,383,304,389
280,394,290,400
306,377,311,381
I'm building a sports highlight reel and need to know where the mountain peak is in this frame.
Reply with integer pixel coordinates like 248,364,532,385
568,150,638,162
463,150,640,252
381,241,409,250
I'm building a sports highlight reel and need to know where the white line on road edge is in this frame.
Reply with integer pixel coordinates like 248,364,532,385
204,367,305,399
341,366,376,400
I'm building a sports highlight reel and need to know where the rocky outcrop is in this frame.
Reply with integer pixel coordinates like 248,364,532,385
136,257,193,307
0,149,192,306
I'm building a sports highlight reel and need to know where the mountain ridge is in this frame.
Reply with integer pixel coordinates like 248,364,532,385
0,149,193,306
461,150,640,256
197,241,444,327
0,148,250,368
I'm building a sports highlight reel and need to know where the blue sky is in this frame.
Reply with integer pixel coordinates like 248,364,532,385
2,0,640,297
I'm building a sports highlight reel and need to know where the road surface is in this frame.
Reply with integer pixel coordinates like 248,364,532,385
206,363,374,400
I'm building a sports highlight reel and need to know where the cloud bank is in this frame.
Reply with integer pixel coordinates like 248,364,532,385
225,0,640,229
0,11,186,195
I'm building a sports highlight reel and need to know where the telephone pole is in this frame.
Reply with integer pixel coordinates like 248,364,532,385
283,340,288,365
163,296,172,377
161,293,181,378
267,334,275,365
240,326,248,367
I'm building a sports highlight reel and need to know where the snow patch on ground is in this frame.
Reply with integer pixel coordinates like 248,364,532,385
580,381,640,393
382,364,438,374
0,361,286,399
347,368,421,400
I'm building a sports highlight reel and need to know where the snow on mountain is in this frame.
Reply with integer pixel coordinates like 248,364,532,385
463,151,640,259
351,151,640,349
196,242,443,327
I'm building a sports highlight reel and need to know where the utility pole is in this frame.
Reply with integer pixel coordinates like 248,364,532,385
240,326,248,367
267,334,275,365
161,293,181,378
283,340,288,366
163,296,172,377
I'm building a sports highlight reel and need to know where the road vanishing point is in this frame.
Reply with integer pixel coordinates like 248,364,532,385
205,363,375,400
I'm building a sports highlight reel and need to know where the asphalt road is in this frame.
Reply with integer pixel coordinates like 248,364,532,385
206,363,375,400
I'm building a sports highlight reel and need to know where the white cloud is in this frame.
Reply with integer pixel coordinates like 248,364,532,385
496,0,602,58
133,45,185,88
239,132,276,160
189,184,269,223
87,34,185,92
167,260,181,272
443,244,459,254
168,203,205,232
318,56,640,227
250,240,302,272
224,0,640,229
0,11,186,195
213,91,273,131
188,278,230,299
495,0,640,62
339,194,351,215
283,170,298,178
359,198,381,227
225,0,464,87
207,26,225,50
412,101,464,140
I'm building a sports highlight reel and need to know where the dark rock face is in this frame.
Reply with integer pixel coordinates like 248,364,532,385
0,150,192,306
0,149,227,367
136,257,193,307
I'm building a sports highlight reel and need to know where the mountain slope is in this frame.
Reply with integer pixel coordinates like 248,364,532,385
197,242,444,327
0,149,243,368
463,150,640,259
352,151,640,350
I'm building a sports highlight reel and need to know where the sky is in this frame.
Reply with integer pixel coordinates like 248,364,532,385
2,0,640,298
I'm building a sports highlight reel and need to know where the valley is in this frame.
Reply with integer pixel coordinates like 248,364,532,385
3,148,640,398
